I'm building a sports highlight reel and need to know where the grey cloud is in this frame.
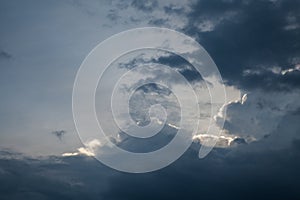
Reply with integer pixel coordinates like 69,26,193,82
163,4,185,15
106,9,121,21
0,152,110,200
119,52,204,83
217,90,300,145
241,65,300,91
117,124,178,153
184,0,300,89
148,18,168,26
135,83,172,96
230,137,247,146
51,130,67,141
105,0,188,29
131,0,158,13
0,50,12,60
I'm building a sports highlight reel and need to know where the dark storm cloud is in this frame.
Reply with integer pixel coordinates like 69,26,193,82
117,124,177,153
242,66,300,91
0,152,110,200
1,138,300,200
103,142,300,200
156,54,204,82
119,53,204,83
184,0,300,90
172,0,300,144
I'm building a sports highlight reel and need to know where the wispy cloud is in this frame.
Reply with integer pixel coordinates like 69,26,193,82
51,130,67,141
0,50,12,60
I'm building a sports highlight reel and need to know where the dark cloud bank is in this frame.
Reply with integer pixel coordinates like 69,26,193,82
184,0,300,90
1,139,300,200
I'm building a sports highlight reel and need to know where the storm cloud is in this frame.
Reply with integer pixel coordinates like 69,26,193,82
1,140,300,200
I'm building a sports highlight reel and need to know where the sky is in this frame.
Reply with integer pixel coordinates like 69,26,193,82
0,0,300,199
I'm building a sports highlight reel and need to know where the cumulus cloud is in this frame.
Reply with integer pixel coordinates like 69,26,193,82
109,49,241,150
62,139,102,157
216,89,300,146
99,0,300,149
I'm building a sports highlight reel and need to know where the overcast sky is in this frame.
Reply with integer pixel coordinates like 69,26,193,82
0,0,300,199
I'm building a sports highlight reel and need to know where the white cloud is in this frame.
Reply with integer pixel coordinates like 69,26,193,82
216,89,300,144
284,14,300,31
62,139,102,157
281,64,300,75
242,64,300,76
